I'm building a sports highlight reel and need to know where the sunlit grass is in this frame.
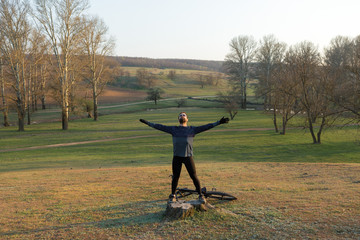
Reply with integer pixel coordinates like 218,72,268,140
1,163,359,239
1,109,359,173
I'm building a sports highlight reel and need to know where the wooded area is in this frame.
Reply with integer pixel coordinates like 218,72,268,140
0,0,117,131
0,0,359,139
223,35,360,144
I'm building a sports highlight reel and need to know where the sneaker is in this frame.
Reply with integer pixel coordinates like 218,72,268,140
168,194,176,203
198,194,206,204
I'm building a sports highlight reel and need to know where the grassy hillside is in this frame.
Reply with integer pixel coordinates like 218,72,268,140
1,108,359,172
110,67,231,98
111,56,224,71
0,108,359,239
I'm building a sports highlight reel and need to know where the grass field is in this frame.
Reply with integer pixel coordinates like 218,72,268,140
1,108,360,239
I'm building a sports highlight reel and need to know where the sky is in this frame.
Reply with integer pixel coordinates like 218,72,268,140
88,0,360,61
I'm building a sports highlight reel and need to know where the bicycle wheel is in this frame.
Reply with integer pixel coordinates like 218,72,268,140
175,188,196,199
205,191,237,200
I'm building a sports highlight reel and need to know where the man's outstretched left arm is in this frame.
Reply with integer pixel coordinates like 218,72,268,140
139,119,173,134
194,117,229,134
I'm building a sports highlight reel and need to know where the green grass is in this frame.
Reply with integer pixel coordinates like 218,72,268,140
1,108,359,172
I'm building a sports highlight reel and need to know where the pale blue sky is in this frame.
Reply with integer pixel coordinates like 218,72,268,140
88,0,360,60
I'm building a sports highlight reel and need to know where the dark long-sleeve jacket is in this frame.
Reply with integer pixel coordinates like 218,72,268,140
146,121,220,157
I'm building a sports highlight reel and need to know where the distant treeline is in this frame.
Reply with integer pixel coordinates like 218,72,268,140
110,56,225,72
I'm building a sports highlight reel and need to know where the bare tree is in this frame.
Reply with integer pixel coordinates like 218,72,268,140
136,68,156,88
224,35,257,109
34,0,89,130
255,35,287,132
28,29,49,111
167,70,176,81
288,42,339,144
80,15,115,121
0,0,31,131
195,73,218,89
272,53,301,135
218,90,239,120
38,59,50,109
256,35,287,108
195,73,206,89
325,36,360,122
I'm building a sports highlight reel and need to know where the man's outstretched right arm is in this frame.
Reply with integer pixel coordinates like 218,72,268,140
140,119,149,125
139,119,173,134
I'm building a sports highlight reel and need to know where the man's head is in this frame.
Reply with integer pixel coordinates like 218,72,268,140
178,112,188,124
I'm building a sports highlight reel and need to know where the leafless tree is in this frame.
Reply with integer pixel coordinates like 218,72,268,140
218,90,239,120
195,73,218,89
136,68,156,88
28,29,50,112
256,35,287,108
287,42,340,144
80,15,115,121
224,35,257,109
167,70,176,81
195,73,206,89
38,59,50,110
325,36,360,122
0,0,31,131
34,0,89,130
255,35,287,132
272,52,301,135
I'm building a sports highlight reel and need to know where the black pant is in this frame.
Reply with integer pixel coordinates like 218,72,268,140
171,156,201,195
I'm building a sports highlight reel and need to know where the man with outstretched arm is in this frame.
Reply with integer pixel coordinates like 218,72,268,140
139,112,229,203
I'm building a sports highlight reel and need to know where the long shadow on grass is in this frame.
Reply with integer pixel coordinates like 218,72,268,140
94,200,166,228
0,200,167,237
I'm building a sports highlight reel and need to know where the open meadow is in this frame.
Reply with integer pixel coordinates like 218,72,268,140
1,108,360,239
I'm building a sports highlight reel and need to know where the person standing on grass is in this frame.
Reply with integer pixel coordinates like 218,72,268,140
139,112,229,203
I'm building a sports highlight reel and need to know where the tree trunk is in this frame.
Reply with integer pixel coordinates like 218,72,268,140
18,115,25,131
164,200,214,221
34,97,38,111
273,107,279,133
17,88,25,131
41,96,46,110
62,106,69,130
93,82,98,121
33,64,38,112
240,78,246,109
15,64,25,132
62,89,69,130
243,80,247,109
308,116,318,144
27,66,31,125
40,65,46,110
316,117,326,144
61,56,69,130
230,111,238,120
281,115,287,135
2,109,9,127
1,62,10,127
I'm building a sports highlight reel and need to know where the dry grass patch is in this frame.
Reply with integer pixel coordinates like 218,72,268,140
98,87,147,103
0,163,359,239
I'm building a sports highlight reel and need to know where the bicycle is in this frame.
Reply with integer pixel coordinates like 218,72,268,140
175,187,237,201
